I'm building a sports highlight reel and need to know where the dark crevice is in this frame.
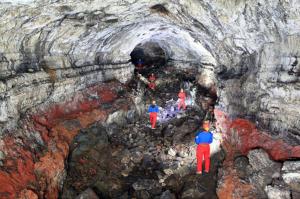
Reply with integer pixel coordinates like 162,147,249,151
150,4,169,15
130,41,168,75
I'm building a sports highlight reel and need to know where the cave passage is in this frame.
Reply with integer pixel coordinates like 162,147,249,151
130,41,168,75
61,65,223,199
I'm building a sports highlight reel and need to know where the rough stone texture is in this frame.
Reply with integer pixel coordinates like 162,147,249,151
214,109,300,161
75,188,99,199
0,0,300,199
215,109,300,199
160,190,176,199
282,161,300,192
282,161,300,171
264,185,291,199
0,0,298,145
0,81,134,198
60,106,223,198
247,149,282,198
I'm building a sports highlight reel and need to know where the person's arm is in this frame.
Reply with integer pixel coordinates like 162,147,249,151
195,133,199,144
195,132,201,144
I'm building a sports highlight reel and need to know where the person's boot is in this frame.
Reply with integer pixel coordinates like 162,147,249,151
196,171,202,175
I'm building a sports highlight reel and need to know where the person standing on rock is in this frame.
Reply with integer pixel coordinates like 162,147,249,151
178,88,186,110
148,73,156,90
148,100,159,129
195,121,213,174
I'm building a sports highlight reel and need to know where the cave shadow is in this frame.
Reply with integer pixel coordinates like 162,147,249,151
130,41,168,76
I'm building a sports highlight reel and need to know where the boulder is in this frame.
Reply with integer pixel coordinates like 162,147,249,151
75,188,99,199
132,179,162,195
160,190,176,199
247,149,282,198
264,186,290,199
282,161,300,192
181,188,206,199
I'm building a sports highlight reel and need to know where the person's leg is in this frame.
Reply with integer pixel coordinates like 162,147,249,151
204,145,210,172
152,83,156,90
152,113,157,128
196,145,203,173
178,100,183,110
150,83,155,90
150,113,153,126
183,100,186,110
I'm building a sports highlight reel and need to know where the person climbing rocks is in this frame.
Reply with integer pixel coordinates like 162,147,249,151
148,100,159,129
195,121,213,174
148,73,156,90
178,88,186,110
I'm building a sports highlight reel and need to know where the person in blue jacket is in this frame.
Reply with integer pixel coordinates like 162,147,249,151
136,59,143,73
195,121,213,174
148,100,159,129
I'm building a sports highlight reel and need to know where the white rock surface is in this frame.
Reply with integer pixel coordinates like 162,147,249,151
0,0,299,144
282,161,300,192
264,185,291,199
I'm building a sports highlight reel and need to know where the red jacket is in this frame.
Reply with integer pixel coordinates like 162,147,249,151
178,92,186,100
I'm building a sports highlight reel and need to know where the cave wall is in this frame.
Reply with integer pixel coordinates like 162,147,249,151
0,0,299,198
1,0,299,137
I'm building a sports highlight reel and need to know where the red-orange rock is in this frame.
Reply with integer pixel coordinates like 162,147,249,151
0,81,132,199
19,189,38,199
215,109,300,160
215,108,300,199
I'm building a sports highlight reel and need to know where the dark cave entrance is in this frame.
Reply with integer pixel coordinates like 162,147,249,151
130,41,168,75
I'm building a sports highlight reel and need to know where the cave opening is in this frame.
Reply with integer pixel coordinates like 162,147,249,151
130,41,168,75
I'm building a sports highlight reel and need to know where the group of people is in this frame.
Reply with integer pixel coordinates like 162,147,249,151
148,88,186,129
147,91,213,175
136,59,213,175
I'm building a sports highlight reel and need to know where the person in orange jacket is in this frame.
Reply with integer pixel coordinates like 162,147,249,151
178,88,186,110
148,73,156,90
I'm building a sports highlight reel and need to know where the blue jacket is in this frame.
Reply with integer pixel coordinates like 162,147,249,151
148,105,159,113
195,131,213,144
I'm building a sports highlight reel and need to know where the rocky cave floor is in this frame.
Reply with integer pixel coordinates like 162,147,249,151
57,67,300,199
61,108,224,199
60,67,224,199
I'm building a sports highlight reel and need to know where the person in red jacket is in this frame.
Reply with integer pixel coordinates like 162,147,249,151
148,100,159,129
178,88,186,110
148,73,156,90
195,121,213,174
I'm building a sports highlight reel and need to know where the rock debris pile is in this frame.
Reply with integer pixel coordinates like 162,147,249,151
62,108,223,199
